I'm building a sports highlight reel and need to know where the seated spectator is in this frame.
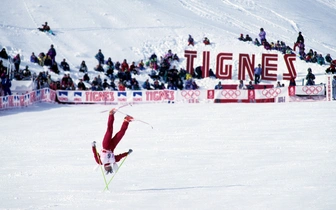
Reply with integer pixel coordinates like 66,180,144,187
138,60,145,70
167,82,177,90
188,34,194,46
114,61,121,70
129,61,138,75
44,55,52,67
176,77,184,90
50,62,59,74
30,52,38,63
203,37,211,45
77,78,86,90
325,53,333,63
131,78,140,90
142,79,152,90
94,64,104,72
83,73,90,83
193,66,202,79
276,81,282,87
164,49,174,60
152,80,162,90
22,65,31,79
262,40,271,50
121,59,129,72
209,68,217,79
325,64,336,74
173,54,179,62
191,81,199,90
254,38,261,46
0,48,9,59
60,58,70,71
214,81,223,89
38,22,50,32
238,34,244,41
79,60,88,73
244,34,252,42
316,54,325,65
118,80,126,91
38,52,46,66
110,80,118,91
102,79,110,90
178,68,187,80
148,69,160,80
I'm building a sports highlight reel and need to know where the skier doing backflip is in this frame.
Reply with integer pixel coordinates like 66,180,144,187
92,108,134,174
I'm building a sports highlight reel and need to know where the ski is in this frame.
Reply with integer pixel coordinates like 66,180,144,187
103,150,132,191
100,102,132,113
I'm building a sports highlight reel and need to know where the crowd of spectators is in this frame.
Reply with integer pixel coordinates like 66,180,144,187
1,28,334,96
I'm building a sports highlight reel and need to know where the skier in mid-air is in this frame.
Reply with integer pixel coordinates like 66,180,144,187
92,108,133,174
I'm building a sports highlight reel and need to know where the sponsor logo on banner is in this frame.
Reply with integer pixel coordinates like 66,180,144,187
19,95,24,106
133,91,142,102
2,96,8,108
302,86,323,95
58,91,68,102
36,90,41,101
8,95,14,107
145,90,175,101
74,92,83,102
207,90,214,99
117,92,127,102
261,88,281,98
221,89,241,99
181,90,200,99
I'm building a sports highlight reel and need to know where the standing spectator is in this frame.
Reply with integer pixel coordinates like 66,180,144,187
0,48,9,59
305,68,315,85
293,32,304,51
47,44,57,64
259,28,266,43
214,81,223,89
188,34,194,46
289,77,296,86
2,75,12,96
30,52,38,63
254,64,262,84
60,58,70,71
95,49,104,65
246,81,254,90
332,76,336,100
13,54,21,71
79,60,88,73
238,80,245,89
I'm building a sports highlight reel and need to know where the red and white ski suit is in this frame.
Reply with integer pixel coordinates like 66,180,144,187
92,114,129,166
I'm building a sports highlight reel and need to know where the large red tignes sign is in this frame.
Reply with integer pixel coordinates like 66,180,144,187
184,50,297,81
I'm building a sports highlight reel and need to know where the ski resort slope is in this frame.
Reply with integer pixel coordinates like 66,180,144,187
1,0,336,209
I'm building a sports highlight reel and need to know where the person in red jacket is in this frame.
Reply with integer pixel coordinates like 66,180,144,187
92,108,134,174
